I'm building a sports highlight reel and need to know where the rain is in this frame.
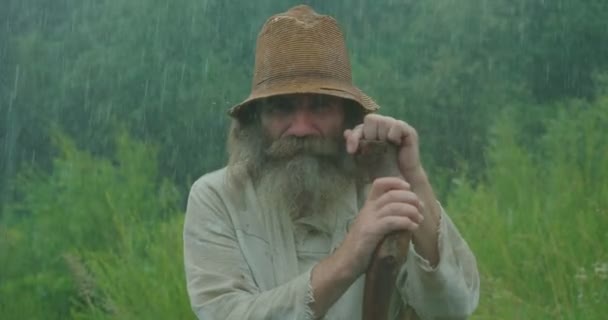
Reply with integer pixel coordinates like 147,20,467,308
1,0,607,319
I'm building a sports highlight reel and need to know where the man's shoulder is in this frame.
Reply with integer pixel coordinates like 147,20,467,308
189,167,250,201
190,167,230,193
188,167,251,218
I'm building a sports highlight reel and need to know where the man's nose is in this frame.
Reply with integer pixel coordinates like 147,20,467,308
284,107,319,137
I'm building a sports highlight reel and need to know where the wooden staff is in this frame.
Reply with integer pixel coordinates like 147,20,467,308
357,140,412,320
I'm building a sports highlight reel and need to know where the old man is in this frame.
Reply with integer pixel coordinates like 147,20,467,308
184,5,479,320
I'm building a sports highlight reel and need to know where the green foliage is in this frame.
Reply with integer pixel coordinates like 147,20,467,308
3,96,607,319
70,215,190,320
2,1,608,319
3,0,608,208
447,96,608,319
0,130,188,319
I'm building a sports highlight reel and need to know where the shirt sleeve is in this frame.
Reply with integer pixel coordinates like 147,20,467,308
183,178,315,320
396,205,480,319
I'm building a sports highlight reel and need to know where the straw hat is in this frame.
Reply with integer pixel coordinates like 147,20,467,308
228,4,380,118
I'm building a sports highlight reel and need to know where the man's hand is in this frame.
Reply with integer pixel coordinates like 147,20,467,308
343,113,442,267
339,177,424,277
309,177,424,318
344,114,423,180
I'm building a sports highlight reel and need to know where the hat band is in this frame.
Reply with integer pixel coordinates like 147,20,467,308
255,70,351,87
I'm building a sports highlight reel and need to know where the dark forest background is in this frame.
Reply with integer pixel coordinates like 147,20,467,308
1,0,607,319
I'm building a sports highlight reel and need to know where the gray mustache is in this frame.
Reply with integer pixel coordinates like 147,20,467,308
265,136,342,159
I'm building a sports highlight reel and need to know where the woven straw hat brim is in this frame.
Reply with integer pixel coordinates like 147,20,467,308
229,77,379,117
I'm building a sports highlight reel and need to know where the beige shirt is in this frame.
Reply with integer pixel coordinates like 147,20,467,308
184,168,479,320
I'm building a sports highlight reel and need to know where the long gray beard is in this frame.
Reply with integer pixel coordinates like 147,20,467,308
257,154,351,219
227,121,357,219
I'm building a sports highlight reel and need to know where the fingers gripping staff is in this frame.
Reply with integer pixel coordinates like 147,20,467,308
355,140,416,320
345,115,422,179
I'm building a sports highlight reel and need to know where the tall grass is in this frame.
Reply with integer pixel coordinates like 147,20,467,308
447,97,608,319
0,130,191,319
1,97,607,319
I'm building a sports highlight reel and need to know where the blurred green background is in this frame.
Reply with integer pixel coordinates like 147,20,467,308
1,0,607,319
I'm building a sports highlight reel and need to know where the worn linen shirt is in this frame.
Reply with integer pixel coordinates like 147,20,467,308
183,168,479,320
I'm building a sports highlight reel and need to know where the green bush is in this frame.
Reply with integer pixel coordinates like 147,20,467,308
0,130,190,319
70,214,190,320
2,94,608,319
447,96,608,319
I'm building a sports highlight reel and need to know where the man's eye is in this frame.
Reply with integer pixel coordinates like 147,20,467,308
311,95,339,113
311,98,333,112
312,95,326,106
268,105,284,114
265,101,293,115
311,103,330,112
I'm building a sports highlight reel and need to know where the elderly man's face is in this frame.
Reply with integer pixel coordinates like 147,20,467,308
259,94,345,141
225,93,353,219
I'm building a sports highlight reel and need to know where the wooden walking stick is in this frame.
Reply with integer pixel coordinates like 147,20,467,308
357,140,412,320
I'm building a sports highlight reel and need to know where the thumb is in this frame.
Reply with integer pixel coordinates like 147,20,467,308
367,177,410,201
